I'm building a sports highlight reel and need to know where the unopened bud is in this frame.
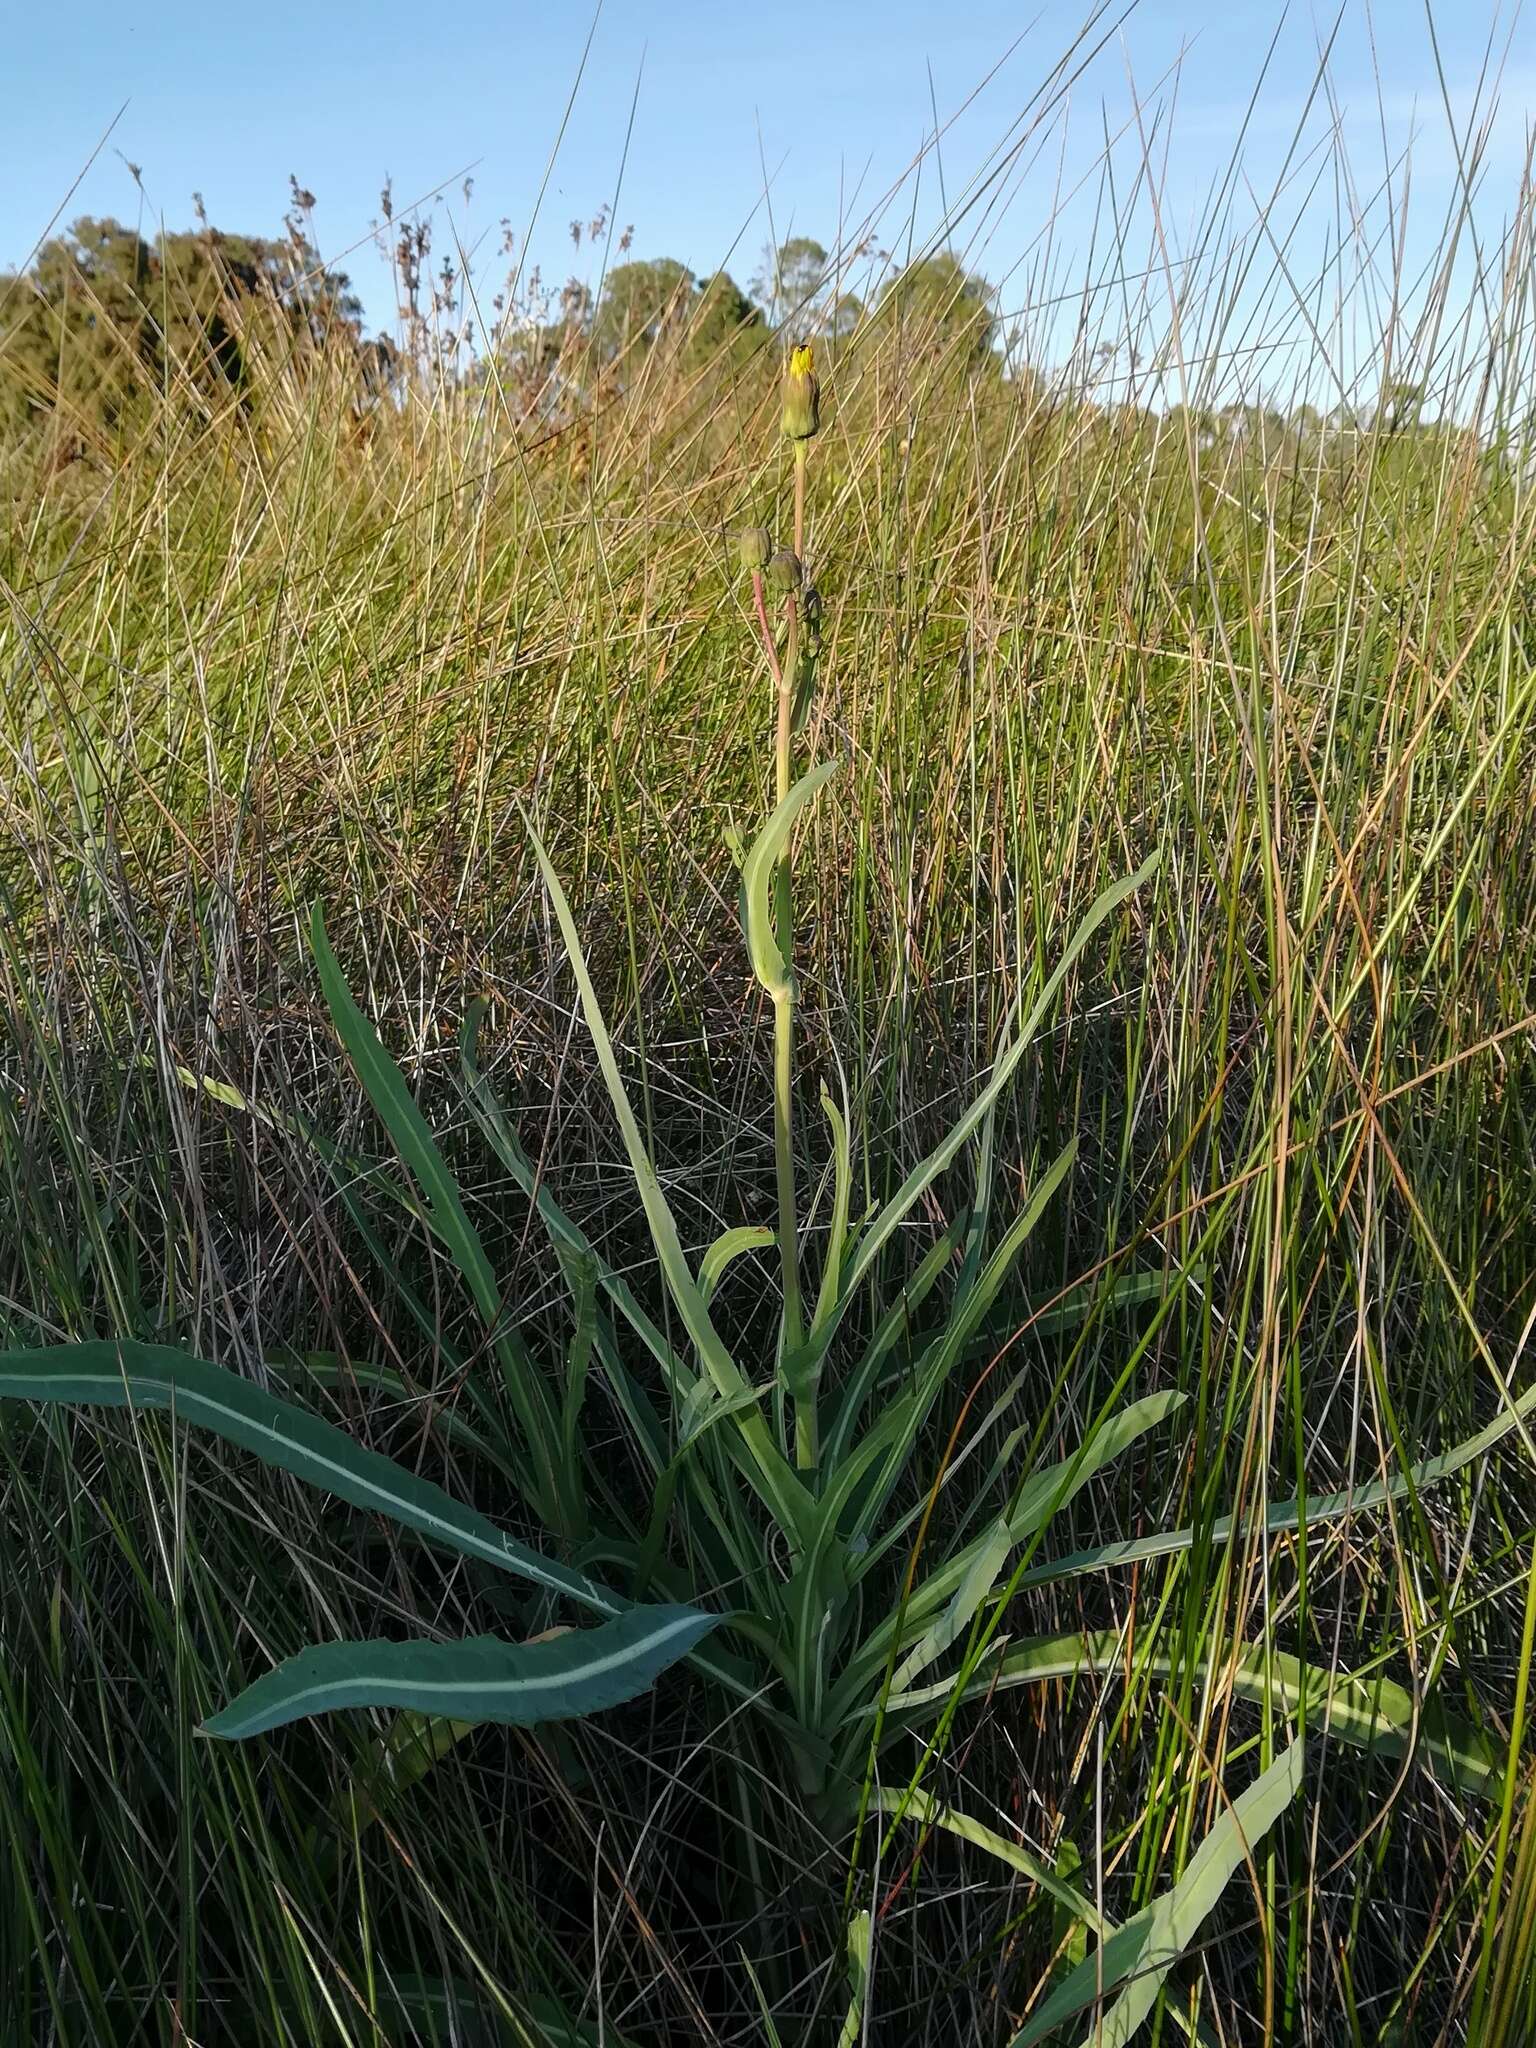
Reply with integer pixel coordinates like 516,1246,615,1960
802,583,822,630
737,526,772,573
768,548,803,592
781,343,821,440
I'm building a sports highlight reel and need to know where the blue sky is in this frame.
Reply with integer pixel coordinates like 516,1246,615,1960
5,2,1530,405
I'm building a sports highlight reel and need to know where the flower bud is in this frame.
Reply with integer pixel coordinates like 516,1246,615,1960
768,548,802,592
737,525,772,573
781,342,820,441
802,583,822,630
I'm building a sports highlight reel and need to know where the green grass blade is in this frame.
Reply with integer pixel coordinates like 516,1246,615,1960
203,1607,719,1739
1012,1741,1304,2047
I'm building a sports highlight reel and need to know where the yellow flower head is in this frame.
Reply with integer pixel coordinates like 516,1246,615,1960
782,342,821,440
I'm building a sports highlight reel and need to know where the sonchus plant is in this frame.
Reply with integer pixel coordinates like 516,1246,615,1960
484,338,1184,1810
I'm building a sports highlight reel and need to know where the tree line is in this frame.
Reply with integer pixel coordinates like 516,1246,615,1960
0,212,1002,449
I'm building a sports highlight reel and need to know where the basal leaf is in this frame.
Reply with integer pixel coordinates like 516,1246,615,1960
0,1338,619,1613
203,1606,719,1739
1012,1741,1303,2046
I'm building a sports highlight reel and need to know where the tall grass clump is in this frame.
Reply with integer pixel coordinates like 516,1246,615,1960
2,24,1536,2044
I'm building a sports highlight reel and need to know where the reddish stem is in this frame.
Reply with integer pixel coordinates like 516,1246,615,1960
751,571,783,688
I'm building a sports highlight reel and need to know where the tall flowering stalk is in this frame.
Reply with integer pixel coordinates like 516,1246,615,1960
775,343,821,1461
737,343,823,1466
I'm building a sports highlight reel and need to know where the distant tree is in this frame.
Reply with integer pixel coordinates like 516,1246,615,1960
751,236,828,318
0,218,155,436
874,252,998,369
593,258,760,364
690,271,762,358
828,291,864,341
592,258,697,356
0,215,365,443
749,237,863,341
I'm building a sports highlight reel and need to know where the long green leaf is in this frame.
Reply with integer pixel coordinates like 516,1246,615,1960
203,1606,718,1739
886,1630,1502,1799
1024,1377,1536,1590
874,1793,1214,2048
0,1339,620,1613
700,1225,776,1303
888,1516,1014,1696
842,1143,1081,1560
821,1221,966,1470
810,1081,854,1338
310,906,500,1324
458,1017,683,1391
368,1976,623,2048
872,1786,1107,1934
841,1390,1185,1704
310,907,563,1520
1013,1741,1303,2046
836,1910,873,2048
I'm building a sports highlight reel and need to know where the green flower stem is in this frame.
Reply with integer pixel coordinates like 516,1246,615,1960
775,595,806,1423
778,439,813,1457
750,566,806,1383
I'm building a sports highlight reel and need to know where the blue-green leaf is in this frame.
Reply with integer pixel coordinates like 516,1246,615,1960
0,1338,620,1615
203,1606,719,1740
521,809,813,1545
699,1225,776,1304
